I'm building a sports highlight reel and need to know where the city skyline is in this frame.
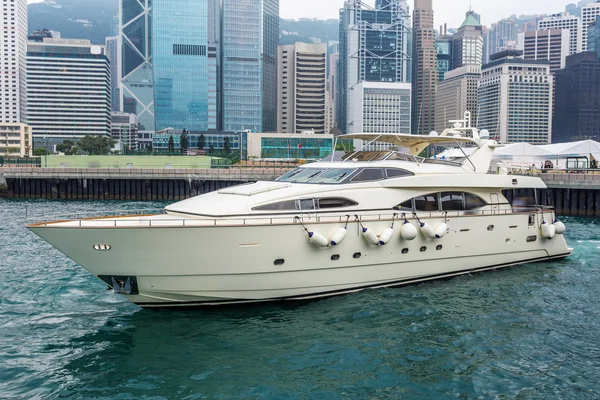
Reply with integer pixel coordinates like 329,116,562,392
279,0,582,28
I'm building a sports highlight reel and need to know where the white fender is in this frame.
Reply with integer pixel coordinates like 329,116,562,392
420,222,436,240
553,220,566,235
378,228,394,246
400,221,418,241
435,223,448,239
541,221,556,240
330,227,348,246
362,228,380,246
308,231,329,247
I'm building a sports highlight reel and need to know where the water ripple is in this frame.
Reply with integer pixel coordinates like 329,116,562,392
1,201,600,399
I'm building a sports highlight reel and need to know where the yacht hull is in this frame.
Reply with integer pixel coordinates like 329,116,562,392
29,213,572,308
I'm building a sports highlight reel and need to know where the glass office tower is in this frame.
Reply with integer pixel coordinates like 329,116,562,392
152,0,209,131
120,0,155,132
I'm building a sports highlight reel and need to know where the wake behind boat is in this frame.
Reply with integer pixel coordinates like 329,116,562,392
27,115,572,308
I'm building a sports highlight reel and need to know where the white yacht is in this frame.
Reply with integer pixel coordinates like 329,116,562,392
28,118,572,308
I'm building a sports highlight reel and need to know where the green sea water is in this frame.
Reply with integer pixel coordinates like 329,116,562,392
1,199,600,399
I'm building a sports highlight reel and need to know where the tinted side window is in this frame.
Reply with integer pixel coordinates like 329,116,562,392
465,193,487,210
253,200,297,211
351,168,385,183
441,192,464,211
414,194,439,211
386,169,412,179
396,199,414,210
317,198,358,209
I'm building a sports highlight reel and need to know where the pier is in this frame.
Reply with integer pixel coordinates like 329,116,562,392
2,168,600,216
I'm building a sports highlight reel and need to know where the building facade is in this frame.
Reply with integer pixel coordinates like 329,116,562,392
338,0,411,134
111,112,139,152
277,43,327,134
0,123,32,156
537,12,582,55
582,2,600,52
221,0,279,133
153,0,209,132
411,0,437,136
553,52,600,143
153,130,241,153
452,11,484,68
485,19,518,64
519,29,571,73
105,35,121,112
478,51,553,145
1,0,27,124
243,131,334,160
436,26,453,83
27,39,111,149
434,65,481,134
120,0,154,133
589,17,600,55
348,82,411,134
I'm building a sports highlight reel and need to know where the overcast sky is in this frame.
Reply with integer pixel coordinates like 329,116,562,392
280,0,575,28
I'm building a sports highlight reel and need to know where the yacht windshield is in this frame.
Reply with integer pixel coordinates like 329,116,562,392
277,168,325,183
309,169,355,184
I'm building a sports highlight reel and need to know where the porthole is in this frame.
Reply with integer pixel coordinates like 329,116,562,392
436,245,443,251
420,246,427,252
353,252,362,259
526,235,537,243
402,248,409,254
274,259,285,266
487,225,495,231
331,254,340,261
93,244,111,251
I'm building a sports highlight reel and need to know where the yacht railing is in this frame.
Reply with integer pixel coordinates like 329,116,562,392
27,207,554,229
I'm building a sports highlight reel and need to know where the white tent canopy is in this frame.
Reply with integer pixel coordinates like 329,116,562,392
494,142,554,158
540,139,600,160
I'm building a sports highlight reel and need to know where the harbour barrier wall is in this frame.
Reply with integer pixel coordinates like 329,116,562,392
2,168,600,216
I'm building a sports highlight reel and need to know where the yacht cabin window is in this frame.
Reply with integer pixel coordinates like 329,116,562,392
397,192,488,212
253,198,358,212
350,168,385,183
276,167,412,185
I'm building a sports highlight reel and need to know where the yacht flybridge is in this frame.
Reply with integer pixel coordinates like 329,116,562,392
28,115,572,308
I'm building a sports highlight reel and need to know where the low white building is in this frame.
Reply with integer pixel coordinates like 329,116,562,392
243,132,334,160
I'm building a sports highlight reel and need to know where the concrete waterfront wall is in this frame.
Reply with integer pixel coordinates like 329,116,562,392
42,155,216,169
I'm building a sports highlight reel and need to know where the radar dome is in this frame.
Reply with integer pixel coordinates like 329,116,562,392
480,130,490,140
429,131,438,137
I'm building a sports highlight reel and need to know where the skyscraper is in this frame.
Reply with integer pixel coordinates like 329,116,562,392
1,0,27,124
485,19,517,63
27,39,112,147
538,12,582,55
452,11,484,68
277,43,327,134
478,51,552,145
582,2,600,52
120,0,154,132
412,0,437,135
436,25,453,83
519,29,570,73
434,65,480,134
221,0,279,133
153,0,209,131
338,0,412,135
553,52,600,143
105,35,121,112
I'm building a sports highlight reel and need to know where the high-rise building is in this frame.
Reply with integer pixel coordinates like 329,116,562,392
452,10,484,68
582,2,600,52
221,0,279,133
485,19,518,64
120,0,154,132
207,0,221,131
553,52,600,143
1,0,27,124
412,0,437,135
589,17,600,54
27,39,111,148
436,25,453,83
277,43,327,134
478,50,552,145
518,29,570,73
153,0,209,132
105,35,121,112
538,12,582,55
434,65,481,134
338,0,412,134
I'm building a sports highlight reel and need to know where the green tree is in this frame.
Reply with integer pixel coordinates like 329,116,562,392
78,135,116,155
180,129,189,154
168,135,175,154
56,140,78,155
209,144,214,154
223,136,231,154
335,139,355,152
198,134,205,150
33,147,48,156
